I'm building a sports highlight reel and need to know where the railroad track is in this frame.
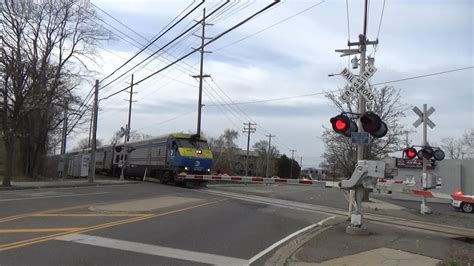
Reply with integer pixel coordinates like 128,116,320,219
204,189,474,239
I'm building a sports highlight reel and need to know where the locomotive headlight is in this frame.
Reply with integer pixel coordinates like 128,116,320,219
184,166,189,171
196,150,202,154
207,169,211,172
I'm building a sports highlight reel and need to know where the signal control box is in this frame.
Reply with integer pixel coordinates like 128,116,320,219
341,160,386,189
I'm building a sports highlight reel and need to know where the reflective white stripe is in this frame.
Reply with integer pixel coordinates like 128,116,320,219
248,216,335,265
57,234,248,265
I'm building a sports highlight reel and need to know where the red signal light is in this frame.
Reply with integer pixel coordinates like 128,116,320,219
330,115,358,137
335,119,348,131
404,147,417,159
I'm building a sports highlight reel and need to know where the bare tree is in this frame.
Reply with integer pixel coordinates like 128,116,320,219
252,140,279,176
110,129,152,145
441,130,474,159
321,86,407,178
440,137,463,159
0,0,110,185
208,129,239,174
461,130,474,158
74,137,102,150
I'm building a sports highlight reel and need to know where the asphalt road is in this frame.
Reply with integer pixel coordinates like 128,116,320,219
210,184,474,229
0,182,331,265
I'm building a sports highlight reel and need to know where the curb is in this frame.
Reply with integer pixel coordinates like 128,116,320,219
0,181,141,191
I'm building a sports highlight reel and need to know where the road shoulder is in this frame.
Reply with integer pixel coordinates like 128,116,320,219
284,220,474,265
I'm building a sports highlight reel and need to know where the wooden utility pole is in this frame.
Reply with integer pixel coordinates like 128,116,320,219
290,149,296,179
265,134,275,177
89,80,99,183
243,122,256,176
192,8,212,136
120,75,136,180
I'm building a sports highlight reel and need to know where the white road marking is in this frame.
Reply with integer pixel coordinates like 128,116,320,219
203,189,347,216
0,192,109,202
57,234,248,265
248,216,335,265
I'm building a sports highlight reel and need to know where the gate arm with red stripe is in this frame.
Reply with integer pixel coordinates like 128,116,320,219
176,173,340,187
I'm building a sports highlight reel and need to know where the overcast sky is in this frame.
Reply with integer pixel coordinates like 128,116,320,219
71,0,473,168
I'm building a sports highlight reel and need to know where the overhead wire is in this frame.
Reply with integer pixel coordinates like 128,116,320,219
97,1,205,87
86,3,239,119
374,0,386,53
100,1,281,101
214,1,325,52
68,1,203,133
94,1,261,126
97,2,272,139
98,1,230,92
372,66,474,86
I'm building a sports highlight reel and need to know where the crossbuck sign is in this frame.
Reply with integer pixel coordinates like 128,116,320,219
339,65,377,103
413,106,436,129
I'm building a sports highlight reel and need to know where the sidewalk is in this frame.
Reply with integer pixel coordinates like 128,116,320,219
0,178,140,191
274,217,473,266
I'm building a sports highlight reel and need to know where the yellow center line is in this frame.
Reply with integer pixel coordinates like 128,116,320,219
0,199,226,252
0,203,95,223
30,213,147,217
0,228,86,233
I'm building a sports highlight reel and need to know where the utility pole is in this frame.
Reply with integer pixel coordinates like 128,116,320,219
290,149,296,179
88,80,99,183
192,8,212,136
404,130,416,147
59,103,68,178
88,107,93,148
60,103,68,156
243,122,256,176
265,134,275,177
120,74,137,180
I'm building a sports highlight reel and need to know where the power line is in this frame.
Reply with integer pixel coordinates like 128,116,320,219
91,1,195,48
101,1,281,101
214,1,325,52
67,2,202,132
91,2,286,149
132,109,197,132
205,91,331,106
99,1,230,92
372,66,474,86
374,0,386,53
201,66,474,107
98,1,205,87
